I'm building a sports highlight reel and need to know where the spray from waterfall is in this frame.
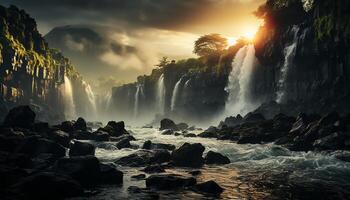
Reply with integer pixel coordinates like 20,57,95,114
63,76,76,120
276,26,299,103
156,74,165,114
224,44,258,117
83,82,97,116
134,84,143,117
171,76,185,111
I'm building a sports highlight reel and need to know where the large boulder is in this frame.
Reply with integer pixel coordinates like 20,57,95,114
142,140,175,151
115,150,170,167
204,151,230,165
60,121,74,133
243,113,265,123
11,172,83,199
99,163,123,184
116,138,131,149
48,130,70,148
171,143,205,168
15,136,66,158
3,106,35,128
99,121,128,137
160,119,179,131
73,117,87,131
191,180,224,195
146,174,196,190
313,132,349,150
54,156,100,186
69,141,95,157
176,123,189,131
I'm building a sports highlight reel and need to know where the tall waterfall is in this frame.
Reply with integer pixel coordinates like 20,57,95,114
276,26,299,103
156,74,165,114
134,84,145,117
83,82,97,115
170,76,185,111
224,44,257,116
63,76,76,120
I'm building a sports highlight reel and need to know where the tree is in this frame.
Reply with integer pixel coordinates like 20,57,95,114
155,57,170,68
193,34,228,57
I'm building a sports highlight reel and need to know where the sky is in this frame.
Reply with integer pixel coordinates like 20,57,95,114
3,0,265,92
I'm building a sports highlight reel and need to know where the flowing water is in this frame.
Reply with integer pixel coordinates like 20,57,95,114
63,76,76,120
171,76,185,111
84,82,98,118
134,84,144,117
276,26,299,103
224,45,258,117
156,74,166,114
70,128,350,200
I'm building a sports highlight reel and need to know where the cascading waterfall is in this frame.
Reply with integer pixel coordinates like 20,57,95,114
224,44,257,116
170,76,185,111
156,74,165,114
134,84,144,117
63,76,76,120
84,82,97,116
104,91,112,112
276,26,299,103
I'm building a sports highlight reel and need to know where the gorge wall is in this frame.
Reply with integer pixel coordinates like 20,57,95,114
0,5,96,123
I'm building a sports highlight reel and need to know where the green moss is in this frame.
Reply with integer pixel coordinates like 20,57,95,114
314,15,334,40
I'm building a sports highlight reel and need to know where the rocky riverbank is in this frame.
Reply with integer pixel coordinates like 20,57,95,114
1,105,350,200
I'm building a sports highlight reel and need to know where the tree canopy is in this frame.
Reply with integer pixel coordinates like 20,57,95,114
193,33,228,57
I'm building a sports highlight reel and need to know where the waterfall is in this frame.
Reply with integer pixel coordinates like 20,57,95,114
276,26,299,103
170,76,185,111
156,74,165,114
104,91,112,112
224,44,257,116
134,84,144,117
63,76,76,120
84,82,97,115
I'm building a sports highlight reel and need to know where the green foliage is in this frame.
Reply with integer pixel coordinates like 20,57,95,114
314,15,333,41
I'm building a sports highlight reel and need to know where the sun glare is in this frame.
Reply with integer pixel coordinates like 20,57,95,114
227,37,237,46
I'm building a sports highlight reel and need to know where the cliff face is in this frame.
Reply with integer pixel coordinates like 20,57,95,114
252,0,350,114
0,5,92,122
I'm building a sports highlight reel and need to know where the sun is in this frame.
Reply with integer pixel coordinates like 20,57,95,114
242,25,259,41
227,37,237,46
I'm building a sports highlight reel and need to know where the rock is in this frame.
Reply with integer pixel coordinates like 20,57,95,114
161,129,174,135
3,106,35,128
33,122,50,134
54,156,100,186
11,172,83,199
198,131,217,138
128,186,159,200
184,133,197,137
191,180,223,195
69,141,95,157
99,121,129,137
16,136,66,158
243,112,265,123
115,150,170,167
171,143,205,168
176,123,189,131
0,134,23,152
318,112,340,127
160,119,179,131
116,138,131,149
60,121,74,133
204,151,230,165
219,115,243,128
99,163,123,184
131,174,146,180
73,117,87,131
48,130,70,148
72,130,94,140
142,165,165,173
313,132,348,150
93,130,110,141
146,174,196,190
110,134,136,142
272,113,295,132
142,140,175,151
189,170,201,176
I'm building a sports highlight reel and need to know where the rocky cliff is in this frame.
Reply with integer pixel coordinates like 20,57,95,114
0,5,93,122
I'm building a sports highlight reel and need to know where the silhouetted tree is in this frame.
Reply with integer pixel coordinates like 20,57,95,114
193,34,228,57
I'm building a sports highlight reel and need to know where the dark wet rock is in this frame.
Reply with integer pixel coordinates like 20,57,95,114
131,174,146,180
142,140,175,151
54,156,100,186
3,106,36,129
48,130,70,148
204,151,230,165
128,186,160,200
11,172,84,199
198,131,218,138
72,130,94,140
142,165,165,173
146,174,196,190
115,150,170,167
160,118,179,131
219,114,243,128
99,163,123,184
188,170,201,176
191,180,224,195
0,134,23,152
161,129,174,135
31,153,58,171
73,117,87,131
243,112,265,123
174,132,182,136
313,132,349,150
69,141,95,157
176,123,189,131
171,143,205,168
272,114,295,132
318,112,340,127
60,121,75,133
110,134,136,142
116,138,131,149
33,122,50,135
184,133,197,137
99,121,129,137
16,136,65,158
93,130,110,141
